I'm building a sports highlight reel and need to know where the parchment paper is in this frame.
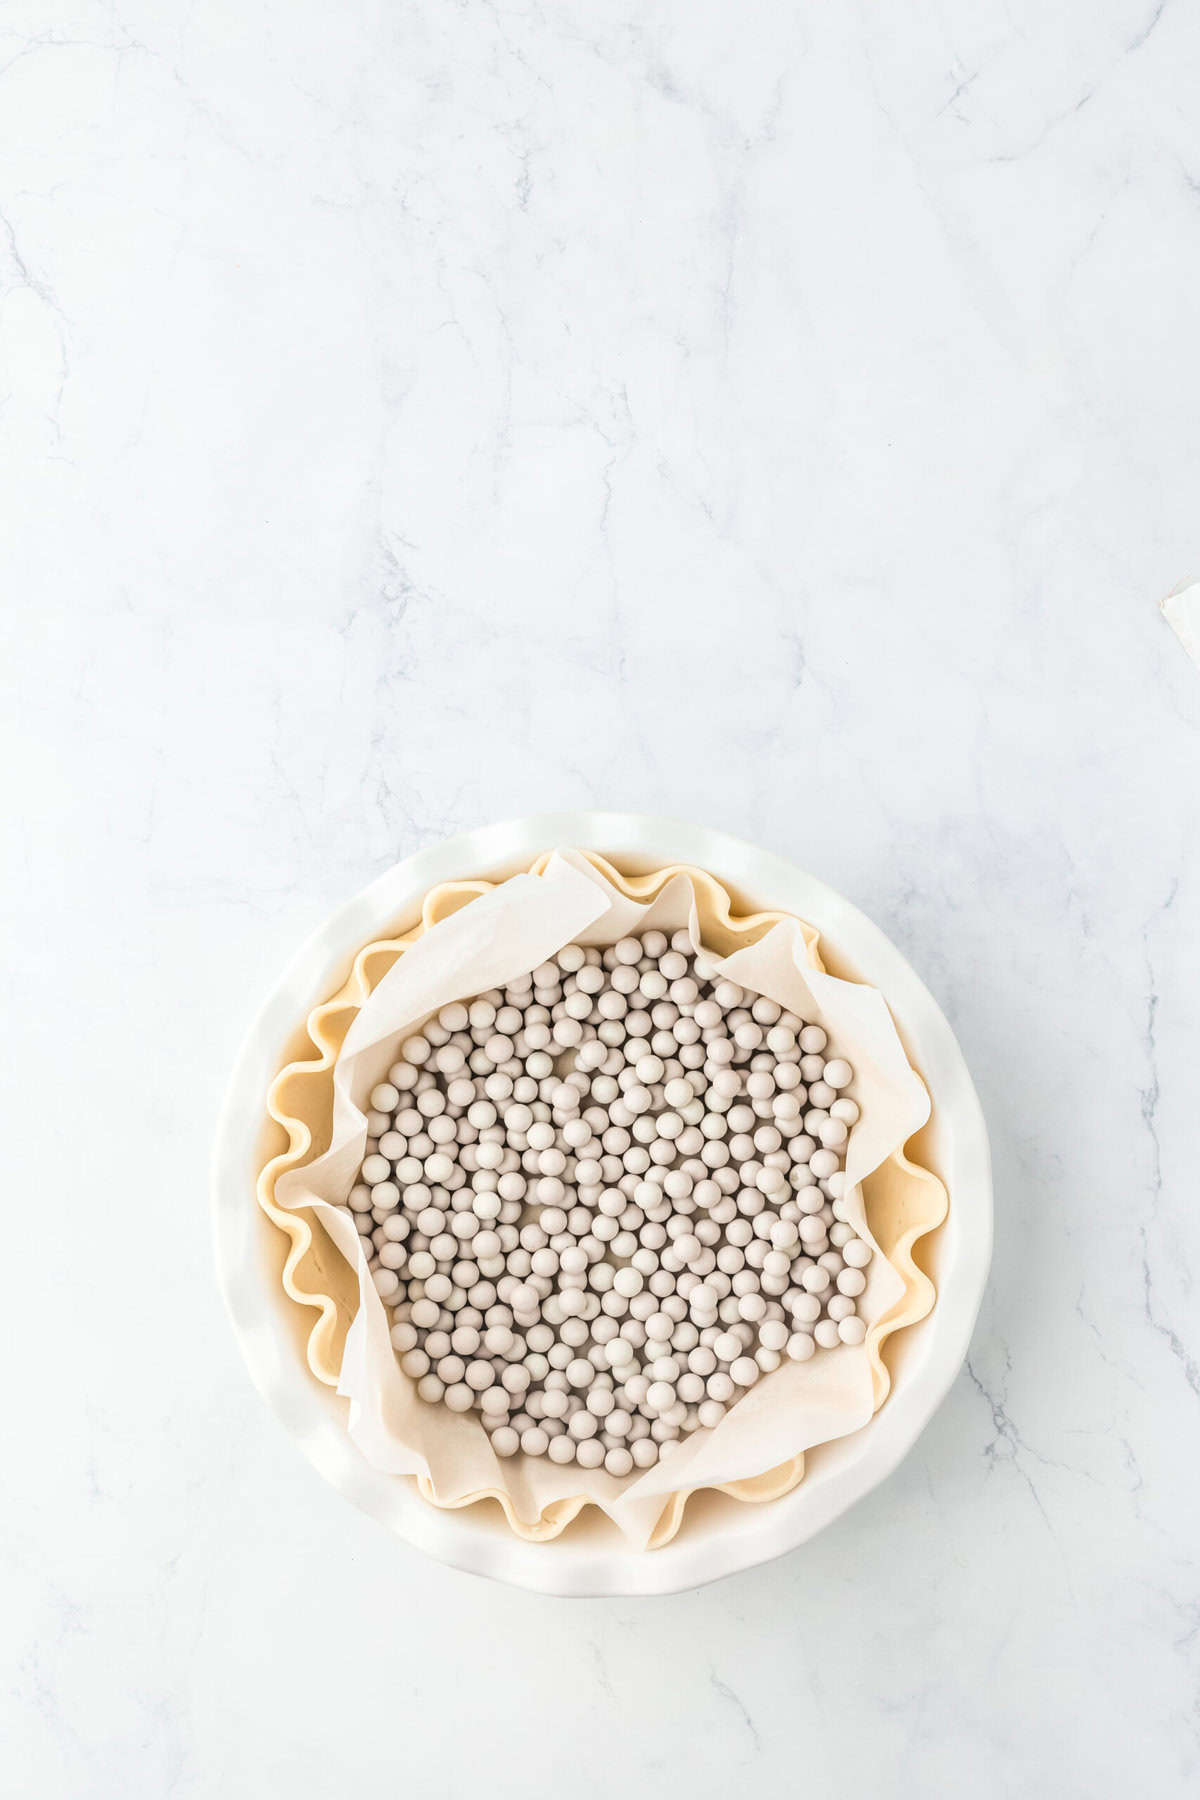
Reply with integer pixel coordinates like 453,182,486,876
1163,581,1200,674
274,850,929,1548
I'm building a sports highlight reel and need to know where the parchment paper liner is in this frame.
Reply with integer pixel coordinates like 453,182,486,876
258,852,947,1548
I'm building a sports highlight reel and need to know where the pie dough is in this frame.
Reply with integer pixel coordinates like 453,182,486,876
257,853,948,1547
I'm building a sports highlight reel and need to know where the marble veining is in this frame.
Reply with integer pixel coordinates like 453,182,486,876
2,0,1199,1793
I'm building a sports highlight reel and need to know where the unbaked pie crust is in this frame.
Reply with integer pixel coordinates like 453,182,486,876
257,853,948,1548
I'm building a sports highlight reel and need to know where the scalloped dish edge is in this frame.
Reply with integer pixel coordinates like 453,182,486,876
256,852,948,1548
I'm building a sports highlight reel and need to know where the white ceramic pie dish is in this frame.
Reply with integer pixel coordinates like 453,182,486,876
212,812,991,1595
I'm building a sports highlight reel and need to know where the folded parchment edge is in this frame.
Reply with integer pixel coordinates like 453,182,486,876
1162,580,1200,671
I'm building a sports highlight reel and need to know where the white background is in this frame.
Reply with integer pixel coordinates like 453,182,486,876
4,1,1200,1794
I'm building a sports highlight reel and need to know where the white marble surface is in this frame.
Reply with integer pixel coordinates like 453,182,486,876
4,0,1200,1791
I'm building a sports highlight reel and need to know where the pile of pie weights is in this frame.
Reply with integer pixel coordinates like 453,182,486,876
347,929,870,1478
